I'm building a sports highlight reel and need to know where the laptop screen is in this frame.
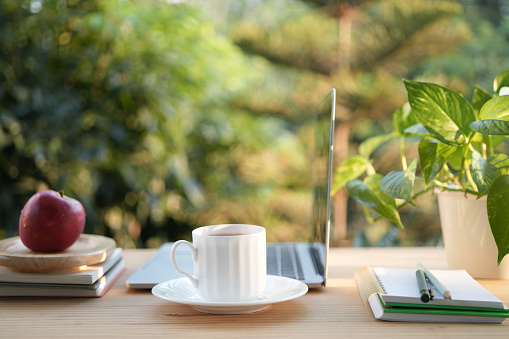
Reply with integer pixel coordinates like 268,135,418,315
310,88,336,281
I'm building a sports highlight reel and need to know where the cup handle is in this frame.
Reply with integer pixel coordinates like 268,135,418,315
170,240,199,289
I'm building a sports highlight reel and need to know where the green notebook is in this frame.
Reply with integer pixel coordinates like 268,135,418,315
354,266,509,323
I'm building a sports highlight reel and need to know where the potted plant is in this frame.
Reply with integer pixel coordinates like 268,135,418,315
334,70,509,278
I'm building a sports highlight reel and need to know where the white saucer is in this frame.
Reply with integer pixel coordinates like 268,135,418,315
152,275,308,314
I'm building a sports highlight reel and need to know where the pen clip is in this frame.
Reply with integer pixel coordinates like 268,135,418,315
425,277,435,289
428,288,434,301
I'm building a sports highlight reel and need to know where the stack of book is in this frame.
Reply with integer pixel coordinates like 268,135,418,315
354,266,509,324
0,247,125,298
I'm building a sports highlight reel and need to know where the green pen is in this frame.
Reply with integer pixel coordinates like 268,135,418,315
416,269,430,303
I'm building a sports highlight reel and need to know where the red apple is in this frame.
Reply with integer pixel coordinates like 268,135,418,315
19,190,86,252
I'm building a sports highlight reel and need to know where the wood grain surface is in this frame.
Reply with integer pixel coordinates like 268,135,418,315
1,247,508,338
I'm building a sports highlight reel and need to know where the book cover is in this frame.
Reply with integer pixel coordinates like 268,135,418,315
368,294,508,324
0,248,123,285
0,258,126,298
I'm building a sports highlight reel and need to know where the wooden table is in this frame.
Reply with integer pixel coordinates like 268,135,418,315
1,247,508,338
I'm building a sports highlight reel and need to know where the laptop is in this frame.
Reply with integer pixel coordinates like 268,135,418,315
126,88,336,289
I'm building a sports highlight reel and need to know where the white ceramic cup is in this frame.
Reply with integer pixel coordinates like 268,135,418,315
170,224,267,302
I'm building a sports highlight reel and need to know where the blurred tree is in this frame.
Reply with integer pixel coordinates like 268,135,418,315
412,0,509,92
200,0,471,245
0,0,275,247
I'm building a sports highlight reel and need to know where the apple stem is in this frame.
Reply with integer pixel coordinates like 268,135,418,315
59,190,64,198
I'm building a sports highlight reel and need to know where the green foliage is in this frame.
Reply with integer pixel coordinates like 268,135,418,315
336,70,509,263
418,138,457,185
404,80,475,145
487,176,509,265
230,1,338,75
345,174,403,229
332,155,371,195
0,0,272,247
351,0,467,70
494,70,509,92
380,157,417,206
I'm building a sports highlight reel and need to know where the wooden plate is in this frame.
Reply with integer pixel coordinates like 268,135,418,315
0,234,116,272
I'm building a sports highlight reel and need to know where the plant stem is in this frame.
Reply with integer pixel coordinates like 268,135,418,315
366,161,376,176
488,136,494,157
395,185,434,208
464,158,478,191
442,164,456,182
432,181,478,195
365,181,479,225
400,137,407,170
482,136,488,158
465,140,478,190
362,205,377,223
460,135,477,191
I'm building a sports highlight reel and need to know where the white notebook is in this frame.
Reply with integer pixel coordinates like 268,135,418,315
354,266,509,323
372,267,505,309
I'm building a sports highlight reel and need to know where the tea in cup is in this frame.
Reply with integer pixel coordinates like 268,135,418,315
170,224,266,302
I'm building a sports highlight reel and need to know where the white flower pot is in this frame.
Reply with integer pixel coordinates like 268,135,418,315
437,190,509,279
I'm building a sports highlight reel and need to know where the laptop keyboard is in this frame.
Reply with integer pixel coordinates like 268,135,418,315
267,244,305,280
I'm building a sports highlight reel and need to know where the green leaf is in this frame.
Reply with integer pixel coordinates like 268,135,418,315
345,174,403,229
472,152,509,198
380,158,417,205
487,175,509,265
404,123,430,136
448,146,465,170
358,132,397,159
478,95,509,121
419,138,438,183
332,155,368,195
404,80,475,145
472,85,492,117
392,102,417,135
418,137,457,184
470,119,509,135
494,70,509,93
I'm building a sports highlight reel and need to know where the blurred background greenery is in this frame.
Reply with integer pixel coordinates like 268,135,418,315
1,0,509,249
